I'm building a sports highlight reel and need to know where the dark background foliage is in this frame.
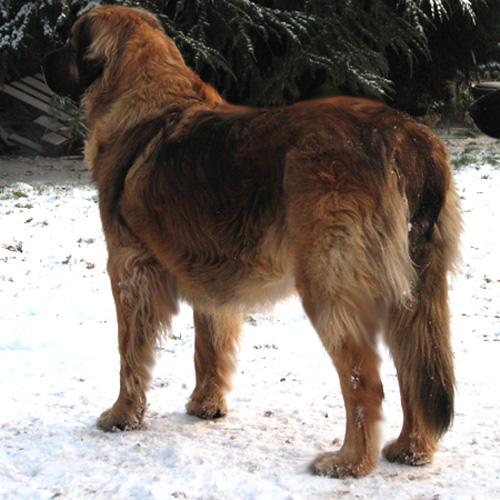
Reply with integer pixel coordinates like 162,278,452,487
1,0,500,116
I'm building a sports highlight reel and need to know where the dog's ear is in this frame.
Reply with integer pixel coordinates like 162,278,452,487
75,16,104,90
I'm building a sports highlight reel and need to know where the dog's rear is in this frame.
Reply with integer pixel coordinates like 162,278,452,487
283,99,461,476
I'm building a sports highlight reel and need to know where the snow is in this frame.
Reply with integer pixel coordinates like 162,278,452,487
1,150,500,499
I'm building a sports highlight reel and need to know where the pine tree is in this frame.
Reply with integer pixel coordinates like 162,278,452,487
1,0,498,112
123,0,492,107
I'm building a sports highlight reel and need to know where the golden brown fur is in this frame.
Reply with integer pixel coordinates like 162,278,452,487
43,6,462,478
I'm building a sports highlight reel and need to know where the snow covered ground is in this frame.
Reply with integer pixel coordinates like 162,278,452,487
1,144,499,499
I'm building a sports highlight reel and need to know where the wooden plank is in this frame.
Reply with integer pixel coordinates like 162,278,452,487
33,115,69,135
48,104,74,124
33,115,59,130
2,84,50,113
11,81,52,104
41,131,67,147
8,133,43,153
2,84,72,122
21,76,54,97
0,125,14,146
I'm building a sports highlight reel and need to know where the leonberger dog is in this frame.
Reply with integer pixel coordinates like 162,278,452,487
43,5,462,478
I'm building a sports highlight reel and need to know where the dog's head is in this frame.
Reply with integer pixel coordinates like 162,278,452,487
42,6,174,103
468,89,500,139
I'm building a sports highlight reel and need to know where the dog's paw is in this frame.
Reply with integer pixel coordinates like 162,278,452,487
311,451,375,479
186,391,227,420
97,403,145,432
382,439,435,466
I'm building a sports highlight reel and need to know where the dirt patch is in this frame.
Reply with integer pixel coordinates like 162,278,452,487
0,155,91,187
434,127,500,154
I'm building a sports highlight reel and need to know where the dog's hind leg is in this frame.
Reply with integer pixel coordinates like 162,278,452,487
286,155,408,477
98,245,177,431
299,279,384,478
186,307,242,419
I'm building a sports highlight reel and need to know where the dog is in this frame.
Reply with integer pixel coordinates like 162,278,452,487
42,5,461,478
469,88,500,138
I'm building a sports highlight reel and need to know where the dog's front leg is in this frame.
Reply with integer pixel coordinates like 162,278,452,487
186,307,242,419
98,245,177,431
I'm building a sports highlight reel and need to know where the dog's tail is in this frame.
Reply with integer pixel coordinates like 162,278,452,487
386,144,462,441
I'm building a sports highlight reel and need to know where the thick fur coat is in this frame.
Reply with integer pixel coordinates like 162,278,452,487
43,6,462,478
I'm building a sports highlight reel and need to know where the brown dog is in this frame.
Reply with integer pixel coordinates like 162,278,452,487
43,6,461,478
